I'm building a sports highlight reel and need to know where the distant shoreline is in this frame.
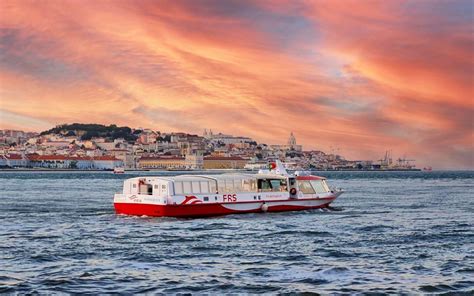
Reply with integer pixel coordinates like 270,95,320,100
0,168,425,172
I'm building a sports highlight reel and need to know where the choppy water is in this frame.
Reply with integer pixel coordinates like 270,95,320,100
0,170,473,294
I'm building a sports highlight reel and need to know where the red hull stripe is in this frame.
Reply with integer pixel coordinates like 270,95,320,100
114,199,335,218
175,196,336,207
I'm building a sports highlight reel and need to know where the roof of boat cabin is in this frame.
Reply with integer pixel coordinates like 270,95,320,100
125,173,288,183
296,175,326,180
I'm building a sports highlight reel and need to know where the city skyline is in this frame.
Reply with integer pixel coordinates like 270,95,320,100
0,0,472,169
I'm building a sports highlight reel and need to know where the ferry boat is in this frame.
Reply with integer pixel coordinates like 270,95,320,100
114,161,343,217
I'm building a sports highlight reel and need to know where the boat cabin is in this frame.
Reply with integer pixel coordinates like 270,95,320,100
122,173,331,198
123,174,291,197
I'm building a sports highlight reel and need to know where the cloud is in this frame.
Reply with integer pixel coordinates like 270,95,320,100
0,0,472,168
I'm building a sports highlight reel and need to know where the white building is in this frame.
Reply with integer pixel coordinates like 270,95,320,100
270,132,303,152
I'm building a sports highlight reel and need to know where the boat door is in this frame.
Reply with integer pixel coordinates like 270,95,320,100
288,177,298,198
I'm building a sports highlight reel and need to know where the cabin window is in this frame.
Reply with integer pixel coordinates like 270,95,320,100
322,180,330,192
200,181,210,193
132,184,137,188
160,184,167,196
203,196,209,202
139,183,152,195
174,182,183,194
310,180,328,194
270,179,281,191
258,179,272,192
154,185,159,189
183,181,192,194
217,181,226,194
258,179,286,192
234,180,243,192
242,179,255,192
192,181,200,193
224,180,234,193
297,180,316,194
242,179,257,192
210,181,217,193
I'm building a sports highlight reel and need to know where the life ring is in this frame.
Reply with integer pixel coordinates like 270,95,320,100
290,188,297,195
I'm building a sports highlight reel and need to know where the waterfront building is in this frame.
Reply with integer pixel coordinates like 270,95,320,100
0,154,27,167
92,156,124,170
138,156,186,169
203,156,248,169
110,149,135,169
27,154,82,169
26,154,122,169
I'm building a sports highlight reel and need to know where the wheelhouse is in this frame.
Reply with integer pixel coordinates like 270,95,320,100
296,176,331,194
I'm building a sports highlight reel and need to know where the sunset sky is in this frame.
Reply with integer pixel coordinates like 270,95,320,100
0,0,472,169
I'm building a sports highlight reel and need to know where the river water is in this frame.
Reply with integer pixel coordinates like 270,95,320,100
0,170,473,294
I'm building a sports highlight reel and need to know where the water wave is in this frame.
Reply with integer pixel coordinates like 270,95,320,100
0,171,472,293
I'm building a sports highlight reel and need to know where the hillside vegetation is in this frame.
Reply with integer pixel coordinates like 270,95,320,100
40,123,138,141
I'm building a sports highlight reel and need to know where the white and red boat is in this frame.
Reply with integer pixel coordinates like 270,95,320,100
114,161,343,218
113,167,125,174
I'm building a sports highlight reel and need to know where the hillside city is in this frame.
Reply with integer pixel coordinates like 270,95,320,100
0,124,417,171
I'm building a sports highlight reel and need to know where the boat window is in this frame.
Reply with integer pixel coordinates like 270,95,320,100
217,181,225,194
258,179,287,192
270,179,281,191
183,181,192,194
242,179,257,192
200,181,210,193
322,180,330,192
192,181,200,193
224,179,234,193
210,181,217,193
310,180,328,194
174,182,183,195
297,180,316,194
234,180,243,192
280,179,288,192
139,183,152,195
258,179,272,192
132,184,137,188
154,185,159,189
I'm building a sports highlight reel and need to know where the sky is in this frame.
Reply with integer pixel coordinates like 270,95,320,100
0,0,472,169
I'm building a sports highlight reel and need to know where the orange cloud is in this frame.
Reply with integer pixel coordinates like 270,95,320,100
0,0,472,168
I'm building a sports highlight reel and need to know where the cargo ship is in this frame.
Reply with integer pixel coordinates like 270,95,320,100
114,161,343,217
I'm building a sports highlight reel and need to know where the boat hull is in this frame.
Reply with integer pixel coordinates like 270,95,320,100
114,196,338,218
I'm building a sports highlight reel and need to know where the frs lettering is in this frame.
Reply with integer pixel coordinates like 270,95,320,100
223,194,237,202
